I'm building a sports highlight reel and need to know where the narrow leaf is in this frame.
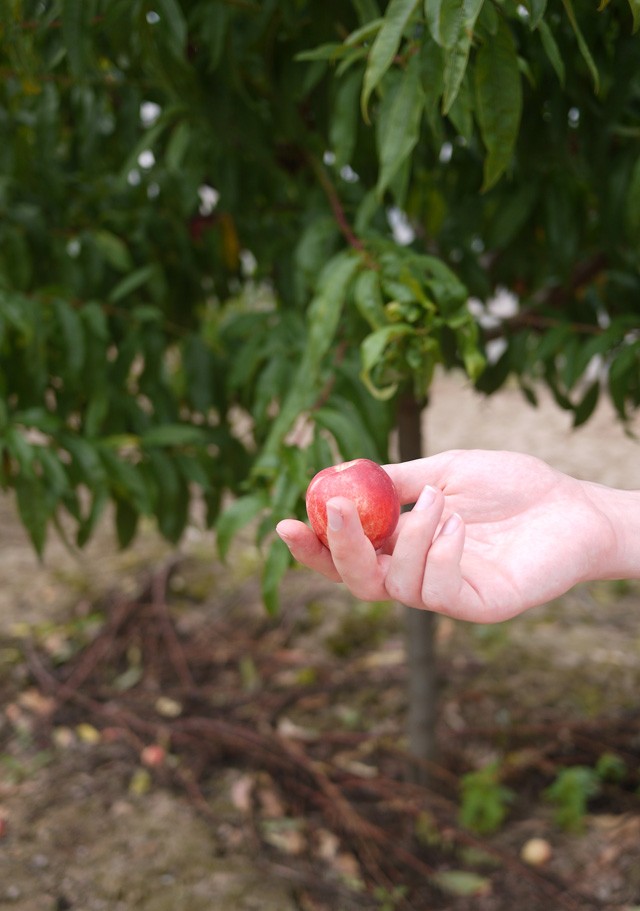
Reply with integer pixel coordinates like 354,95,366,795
628,0,640,32
15,475,48,557
260,252,360,459
626,157,640,241
361,0,420,121
153,0,187,58
115,497,139,549
538,20,566,85
353,269,387,329
527,0,548,29
431,870,491,897
561,0,599,93
140,424,209,448
475,17,523,191
108,264,159,303
573,381,600,427
330,70,362,168
93,230,133,273
295,43,345,62
425,0,484,48
53,299,85,377
61,0,94,78
216,494,267,560
262,538,292,616
376,55,425,198
314,404,381,461
427,0,485,113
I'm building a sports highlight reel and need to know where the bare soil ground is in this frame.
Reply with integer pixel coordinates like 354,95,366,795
1,373,639,911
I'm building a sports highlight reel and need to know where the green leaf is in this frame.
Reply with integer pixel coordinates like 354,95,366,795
628,0,640,31
37,448,69,497
419,35,445,141
4,428,36,479
353,269,387,329
140,424,210,448
457,323,485,381
108,264,160,303
360,323,414,400
431,871,491,898
425,0,484,48
259,252,360,460
330,70,362,168
608,342,639,418
99,448,152,514
354,0,382,25
15,474,48,556
376,55,425,198
538,20,565,84
561,0,599,93
53,299,85,377
361,0,420,121
527,0,548,29
475,17,523,191
115,496,139,549
314,402,381,461
216,493,267,560
573,381,600,427
345,18,385,47
262,537,292,615
62,0,94,78
626,157,640,241
61,433,107,488
153,0,188,58
438,0,485,113
93,229,133,273
446,72,473,139
145,449,189,543
295,43,345,63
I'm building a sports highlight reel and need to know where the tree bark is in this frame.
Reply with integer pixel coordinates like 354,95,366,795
396,393,438,784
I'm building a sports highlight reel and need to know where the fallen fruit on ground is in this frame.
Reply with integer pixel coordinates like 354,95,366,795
305,458,400,550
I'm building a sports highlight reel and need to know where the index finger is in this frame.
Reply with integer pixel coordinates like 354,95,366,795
383,451,460,505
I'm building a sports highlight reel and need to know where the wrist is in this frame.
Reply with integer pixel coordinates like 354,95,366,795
582,481,640,583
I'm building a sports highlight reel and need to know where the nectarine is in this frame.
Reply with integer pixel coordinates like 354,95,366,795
305,458,400,550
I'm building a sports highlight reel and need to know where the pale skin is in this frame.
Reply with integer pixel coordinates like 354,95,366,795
276,450,640,623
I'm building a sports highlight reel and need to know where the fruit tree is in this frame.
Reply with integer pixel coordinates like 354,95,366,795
1,1,639,768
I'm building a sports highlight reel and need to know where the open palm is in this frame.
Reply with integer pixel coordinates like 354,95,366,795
276,450,615,622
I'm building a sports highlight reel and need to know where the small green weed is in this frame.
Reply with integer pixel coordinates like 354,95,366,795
543,766,600,832
458,761,515,835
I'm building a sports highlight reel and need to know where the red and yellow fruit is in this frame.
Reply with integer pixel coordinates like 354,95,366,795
305,458,400,550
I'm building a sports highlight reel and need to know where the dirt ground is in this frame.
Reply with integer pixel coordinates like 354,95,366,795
0,372,639,911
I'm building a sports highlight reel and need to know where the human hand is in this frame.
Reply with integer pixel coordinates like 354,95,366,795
276,450,619,622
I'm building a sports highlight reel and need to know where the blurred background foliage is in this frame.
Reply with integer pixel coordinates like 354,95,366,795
0,0,639,607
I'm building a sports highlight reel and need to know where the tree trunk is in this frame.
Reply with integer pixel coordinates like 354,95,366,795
396,393,438,784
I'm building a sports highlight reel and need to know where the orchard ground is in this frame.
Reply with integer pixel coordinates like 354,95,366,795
1,371,639,911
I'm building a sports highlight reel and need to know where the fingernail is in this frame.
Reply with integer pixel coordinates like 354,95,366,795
327,503,343,532
441,513,462,535
414,485,437,512
275,523,292,543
